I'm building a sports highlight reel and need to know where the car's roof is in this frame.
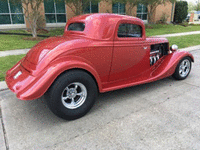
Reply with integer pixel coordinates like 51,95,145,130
69,13,142,22
64,13,145,40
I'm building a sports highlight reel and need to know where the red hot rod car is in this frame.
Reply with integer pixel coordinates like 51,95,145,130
6,14,194,120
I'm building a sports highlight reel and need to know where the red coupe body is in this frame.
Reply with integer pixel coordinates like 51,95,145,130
6,14,194,100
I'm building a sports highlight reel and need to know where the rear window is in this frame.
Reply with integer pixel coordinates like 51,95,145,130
67,23,85,31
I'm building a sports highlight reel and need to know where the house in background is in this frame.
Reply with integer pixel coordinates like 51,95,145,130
0,0,175,30
189,11,200,24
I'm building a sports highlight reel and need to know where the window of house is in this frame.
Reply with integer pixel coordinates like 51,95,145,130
137,4,147,21
83,0,98,14
0,0,24,25
44,0,66,23
118,23,142,38
112,2,125,15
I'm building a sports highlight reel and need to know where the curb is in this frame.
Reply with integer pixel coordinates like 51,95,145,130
0,45,200,91
0,82,8,91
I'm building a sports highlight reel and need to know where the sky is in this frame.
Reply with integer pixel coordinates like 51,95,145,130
185,0,199,4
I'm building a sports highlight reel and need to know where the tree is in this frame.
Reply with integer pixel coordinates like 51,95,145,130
113,0,139,16
188,2,195,12
174,1,188,23
197,1,200,11
140,0,176,24
188,2,200,12
64,0,101,16
9,0,45,38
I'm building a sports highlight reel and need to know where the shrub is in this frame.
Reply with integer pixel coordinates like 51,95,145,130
157,13,169,24
174,1,188,23
180,21,189,27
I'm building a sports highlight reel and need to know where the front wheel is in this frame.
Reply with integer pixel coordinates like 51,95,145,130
172,57,192,80
45,70,98,120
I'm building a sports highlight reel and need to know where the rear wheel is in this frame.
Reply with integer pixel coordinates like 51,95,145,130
172,57,192,80
45,70,98,120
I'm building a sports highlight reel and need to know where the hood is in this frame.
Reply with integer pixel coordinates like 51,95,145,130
24,36,79,65
146,37,169,44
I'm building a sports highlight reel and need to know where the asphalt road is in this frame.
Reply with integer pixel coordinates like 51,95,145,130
0,50,200,150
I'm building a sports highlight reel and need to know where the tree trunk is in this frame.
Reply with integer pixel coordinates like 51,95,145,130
27,18,38,38
33,18,38,38
148,12,153,24
32,26,37,38
148,5,156,24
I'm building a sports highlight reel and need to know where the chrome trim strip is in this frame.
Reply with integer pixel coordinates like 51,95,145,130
150,50,160,54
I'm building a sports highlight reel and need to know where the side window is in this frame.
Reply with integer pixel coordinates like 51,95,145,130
68,23,85,31
118,24,142,38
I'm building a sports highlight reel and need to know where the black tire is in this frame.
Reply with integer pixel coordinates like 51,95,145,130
45,70,98,120
172,57,192,80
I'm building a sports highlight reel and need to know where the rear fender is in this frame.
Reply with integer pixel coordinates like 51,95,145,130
18,56,102,100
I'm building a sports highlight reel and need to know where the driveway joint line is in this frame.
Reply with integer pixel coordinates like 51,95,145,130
182,82,200,88
0,109,9,150
0,89,9,92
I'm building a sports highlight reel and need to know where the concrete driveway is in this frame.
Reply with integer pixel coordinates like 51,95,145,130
0,50,200,150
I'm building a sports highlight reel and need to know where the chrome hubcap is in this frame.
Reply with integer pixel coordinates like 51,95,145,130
61,82,87,109
179,59,190,78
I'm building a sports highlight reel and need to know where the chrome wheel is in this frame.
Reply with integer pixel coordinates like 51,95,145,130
61,82,87,109
179,59,191,78
45,70,97,120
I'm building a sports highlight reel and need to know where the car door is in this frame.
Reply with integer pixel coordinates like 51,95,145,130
109,20,150,82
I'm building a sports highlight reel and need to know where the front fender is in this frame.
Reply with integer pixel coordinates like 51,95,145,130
152,50,194,79
6,56,102,100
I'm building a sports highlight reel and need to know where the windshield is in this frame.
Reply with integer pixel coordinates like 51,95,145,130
67,23,85,31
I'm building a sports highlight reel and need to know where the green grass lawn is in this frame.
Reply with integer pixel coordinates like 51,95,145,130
46,28,64,36
167,34,200,49
0,54,25,81
0,28,64,51
3,27,64,36
4,29,29,34
146,24,200,36
0,35,42,51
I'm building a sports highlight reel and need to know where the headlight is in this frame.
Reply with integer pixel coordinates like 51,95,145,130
170,44,178,51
